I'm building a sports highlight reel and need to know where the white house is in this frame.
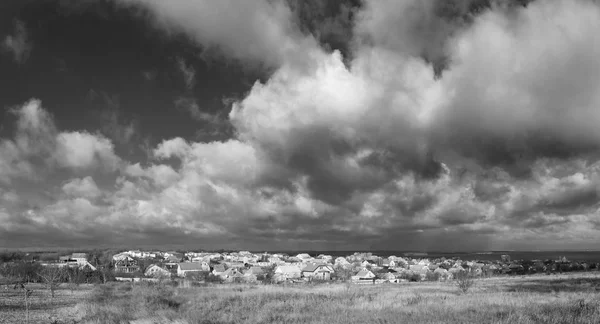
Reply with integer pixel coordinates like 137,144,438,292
145,265,171,278
274,265,301,280
351,270,376,282
112,253,131,262
176,262,205,278
301,264,335,280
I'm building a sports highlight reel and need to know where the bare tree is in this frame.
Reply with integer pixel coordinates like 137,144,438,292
455,269,476,294
38,266,64,298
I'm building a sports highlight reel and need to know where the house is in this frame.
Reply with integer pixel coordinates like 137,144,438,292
382,259,396,268
165,255,182,263
274,265,301,280
145,265,171,278
301,264,334,280
114,257,140,274
380,272,397,282
177,263,206,278
245,266,264,276
220,268,244,282
71,253,88,263
361,260,373,268
112,253,131,262
212,264,226,276
351,270,376,282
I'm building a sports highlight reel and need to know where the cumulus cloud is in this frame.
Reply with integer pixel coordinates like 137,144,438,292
4,0,600,249
0,99,121,184
2,20,33,64
62,176,102,200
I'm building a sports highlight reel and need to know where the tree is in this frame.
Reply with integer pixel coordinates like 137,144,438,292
455,269,475,294
38,266,65,298
259,265,277,284
331,266,352,282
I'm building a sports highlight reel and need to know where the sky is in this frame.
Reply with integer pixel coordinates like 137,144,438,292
1,0,600,252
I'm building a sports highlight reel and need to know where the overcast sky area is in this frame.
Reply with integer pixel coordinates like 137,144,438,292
1,0,600,251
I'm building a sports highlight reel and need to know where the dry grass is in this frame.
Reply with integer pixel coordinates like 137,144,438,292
3,273,600,323
0,283,94,324
71,272,600,324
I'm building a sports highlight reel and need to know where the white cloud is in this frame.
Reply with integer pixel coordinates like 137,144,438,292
6,1,600,248
0,100,121,184
433,0,600,152
54,131,120,171
62,176,102,199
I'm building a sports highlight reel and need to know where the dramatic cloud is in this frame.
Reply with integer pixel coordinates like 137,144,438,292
0,100,121,183
3,0,600,249
2,20,33,64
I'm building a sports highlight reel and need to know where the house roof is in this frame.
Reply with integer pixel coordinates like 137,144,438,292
213,264,226,272
302,264,333,272
302,264,320,272
354,270,374,278
71,253,87,259
178,263,205,271
145,264,163,272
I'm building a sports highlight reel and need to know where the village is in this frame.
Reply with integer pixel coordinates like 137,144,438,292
19,249,598,286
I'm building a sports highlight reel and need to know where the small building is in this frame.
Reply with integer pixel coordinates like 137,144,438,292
301,264,334,280
274,265,301,280
351,270,376,282
145,265,171,278
177,262,206,278
71,253,88,263
212,264,226,276
382,259,397,268
114,257,140,274
220,268,244,282
245,266,264,276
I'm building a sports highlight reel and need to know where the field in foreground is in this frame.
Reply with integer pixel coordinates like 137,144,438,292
3,273,600,324
0,283,93,324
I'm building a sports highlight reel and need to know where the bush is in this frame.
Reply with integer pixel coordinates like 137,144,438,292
455,270,475,294
425,271,441,282
205,273,223,283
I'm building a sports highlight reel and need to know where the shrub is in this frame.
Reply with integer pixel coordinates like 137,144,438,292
425,271,441,282
205,273,224,283
401,272,421,282
455,270,475,294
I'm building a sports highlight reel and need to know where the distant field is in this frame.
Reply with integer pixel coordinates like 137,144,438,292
0,283,93,324
3,273,600,323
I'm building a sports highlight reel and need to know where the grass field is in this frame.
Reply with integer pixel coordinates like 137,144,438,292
0,283,93,324
3,273,600,323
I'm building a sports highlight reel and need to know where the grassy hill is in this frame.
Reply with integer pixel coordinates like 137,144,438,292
70,272,600,324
